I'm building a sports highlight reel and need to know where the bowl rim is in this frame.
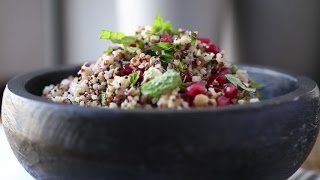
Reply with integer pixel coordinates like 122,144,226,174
3,64,319,115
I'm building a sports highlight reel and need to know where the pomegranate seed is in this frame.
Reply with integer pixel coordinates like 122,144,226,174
138,70,144,82
198,37,210,44
186,82,206,97
204,43,221,54
206,68,231,87
160,34,173,43
183,73,192,83
216,96,231,106
215,75,226,86
181,94,194,106
223,83,238,99
122,64,133,75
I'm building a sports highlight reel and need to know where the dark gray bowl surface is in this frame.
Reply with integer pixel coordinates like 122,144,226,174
1,65,320,180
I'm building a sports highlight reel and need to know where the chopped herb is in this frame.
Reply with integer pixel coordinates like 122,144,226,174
225,74,256,92
159,54,174,64
105,47,113,54
100,30,135,46
250,80,259,89
128,71,140,87
127,47,139,53
141,70,182,98
231,65,238,74
145,49,157,56
155,42,173,51
190,32,197,46
178,62,186,72
137,41,145,49
179,82,188,90
100,92,107,105
151,14,179,35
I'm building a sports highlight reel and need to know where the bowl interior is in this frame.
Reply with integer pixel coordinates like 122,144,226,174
24,65,298,101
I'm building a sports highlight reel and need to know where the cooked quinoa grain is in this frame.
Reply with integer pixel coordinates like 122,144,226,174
43,15,260,109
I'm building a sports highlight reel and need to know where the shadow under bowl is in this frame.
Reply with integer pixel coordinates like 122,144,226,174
1,65,320,180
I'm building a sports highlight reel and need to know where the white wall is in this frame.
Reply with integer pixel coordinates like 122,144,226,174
0,0,56,81
63,0,117,65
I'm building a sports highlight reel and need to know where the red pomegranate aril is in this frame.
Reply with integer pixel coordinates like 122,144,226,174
223,83,238,99
137,69,144,82
204,43,221,54
183,73,192,83
160,33,173,43
181,94,194,106
215,74,226,86
198,37,210,44
122,64,133,75
186,82,206,97
216,96,231,106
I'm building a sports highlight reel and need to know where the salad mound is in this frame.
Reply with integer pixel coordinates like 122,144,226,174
43,15,260,109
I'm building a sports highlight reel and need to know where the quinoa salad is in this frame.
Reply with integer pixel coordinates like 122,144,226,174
43,15,260,109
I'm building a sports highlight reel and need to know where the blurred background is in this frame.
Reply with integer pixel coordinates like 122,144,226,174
0,1,320,178
0,0,320,105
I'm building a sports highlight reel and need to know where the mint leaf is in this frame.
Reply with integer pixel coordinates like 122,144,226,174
151,14,179,35
137,41,145,49
177,62,186,72
145,49,157,56
231,65,238,74
190,32,197,46
105,47,113,54
128,71,139,87
159,54,173,64
155,42,173,51
141,70,182,98
100,30,135,46
225,74,256,92
127,47,139,53
100,92,107,105
100,30,125,43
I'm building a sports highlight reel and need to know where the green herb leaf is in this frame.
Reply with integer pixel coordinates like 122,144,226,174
127,47,139,53
100,30,135,46
225,74,256,92
100,92,107,105
231,65,238,74
156,42,173,51
190,32,197,46
128,71,140,87
178,62,186,72
145,49,157,56
141,70,182,98
137,41,145,49
105,47,113,54
250,80,259,89
151,14,179,35
159,54,174,64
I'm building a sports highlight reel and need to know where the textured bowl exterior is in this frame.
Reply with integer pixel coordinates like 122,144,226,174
1,65,320,180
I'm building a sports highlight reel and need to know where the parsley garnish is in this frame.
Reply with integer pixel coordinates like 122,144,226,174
159,54,174,64
100,30,135,46
225,74,256,92
141,70,182,98
151,14,179,35
128,71,140,87
105,47,113,54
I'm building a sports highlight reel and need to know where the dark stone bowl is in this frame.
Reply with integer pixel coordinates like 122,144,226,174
1,65,320,180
